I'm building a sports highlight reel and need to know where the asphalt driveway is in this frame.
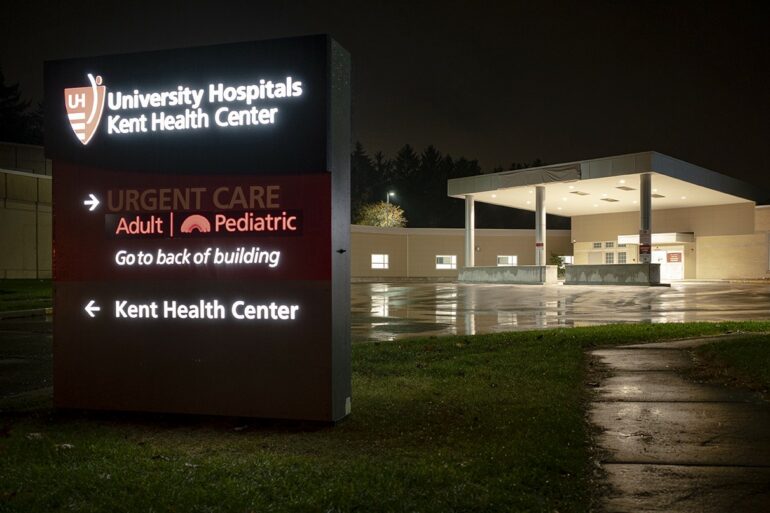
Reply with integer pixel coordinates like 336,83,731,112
352,281,770,342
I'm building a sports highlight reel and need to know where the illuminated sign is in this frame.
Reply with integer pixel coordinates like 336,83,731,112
46,35,351,422
64,73,106,144
110,299,300,321
65,74,306,142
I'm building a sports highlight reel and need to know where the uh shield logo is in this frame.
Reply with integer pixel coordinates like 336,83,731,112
64,74,106,145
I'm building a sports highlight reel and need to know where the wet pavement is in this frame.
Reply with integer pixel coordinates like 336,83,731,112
352,281,770,342
590,337,770,512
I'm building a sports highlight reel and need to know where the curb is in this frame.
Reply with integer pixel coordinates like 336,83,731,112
0,307,53,320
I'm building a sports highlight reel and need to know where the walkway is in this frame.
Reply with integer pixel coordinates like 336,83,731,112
590,337,770,512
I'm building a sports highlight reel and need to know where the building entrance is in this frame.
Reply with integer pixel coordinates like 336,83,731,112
652,245,684,281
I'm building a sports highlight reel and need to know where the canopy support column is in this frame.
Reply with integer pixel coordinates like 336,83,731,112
639,173,652,263
464,195,475,267
535,185,546,266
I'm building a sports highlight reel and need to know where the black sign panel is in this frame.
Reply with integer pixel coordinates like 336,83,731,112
45,35,330,175
46,35,351,422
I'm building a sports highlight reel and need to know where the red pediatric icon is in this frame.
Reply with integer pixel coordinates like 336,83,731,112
180,214,211,233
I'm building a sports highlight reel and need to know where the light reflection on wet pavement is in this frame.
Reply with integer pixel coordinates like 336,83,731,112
351,282,770,342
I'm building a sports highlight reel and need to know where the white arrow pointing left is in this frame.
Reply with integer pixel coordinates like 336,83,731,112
84,300,101,318
83,194,100,211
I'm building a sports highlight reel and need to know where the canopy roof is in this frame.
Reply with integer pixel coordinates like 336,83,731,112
448,152,760,217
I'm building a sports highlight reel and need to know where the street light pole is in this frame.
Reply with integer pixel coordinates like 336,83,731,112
385,191,396,226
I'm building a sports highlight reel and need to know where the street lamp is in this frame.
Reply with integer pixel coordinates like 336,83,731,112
386,191,395,204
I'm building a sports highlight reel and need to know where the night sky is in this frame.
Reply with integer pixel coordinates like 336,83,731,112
2,1,768,188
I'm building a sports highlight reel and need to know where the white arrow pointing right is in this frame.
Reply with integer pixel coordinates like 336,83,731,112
83,194,100,211
84,300,101,318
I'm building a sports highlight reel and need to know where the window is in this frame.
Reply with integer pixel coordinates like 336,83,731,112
436,255,457,270
605,241,615,248
605,252,614,264
593,242,602,249
618,243,627,248
618,252,627,264
562,255,574,265
497,255,518,267
371,254,389,269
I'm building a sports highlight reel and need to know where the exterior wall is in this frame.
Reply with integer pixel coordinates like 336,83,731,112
404,229,465,279
696,233,770,279
574,241,696,279
0,169,52,278
756,206,770,232
351,225,572,279
673,243,697,280
572,203,768,280
572,203,755,242
574,242,640,266
0,142,51,176
350,230,409,278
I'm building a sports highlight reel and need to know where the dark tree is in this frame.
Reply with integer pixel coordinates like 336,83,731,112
410,145,442,226
451,157,481,179
391,144,420,183
0,67,32,144
25,102,44,145
510,159,547,170
372,151,392,187
350,142,376,219
371,151,392,202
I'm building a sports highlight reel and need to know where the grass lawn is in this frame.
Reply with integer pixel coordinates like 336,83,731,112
695,334,770,396
0,279,52,312
1,322,770,512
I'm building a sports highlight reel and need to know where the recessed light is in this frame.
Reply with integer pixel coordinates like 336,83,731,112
653,189,658,192
602,193,608,197
562,197,567,201
568,185,575,189
593,204,598,207
619,179,626,184
633,200,638,204
491,194,497,198
526,200,531,205
557,207,563,210
681,196,686,199
528,190,533,194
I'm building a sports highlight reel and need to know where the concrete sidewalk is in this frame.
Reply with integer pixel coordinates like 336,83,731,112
590,336,770,512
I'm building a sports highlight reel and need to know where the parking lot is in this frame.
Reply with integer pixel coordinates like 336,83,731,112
351,281,770,342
